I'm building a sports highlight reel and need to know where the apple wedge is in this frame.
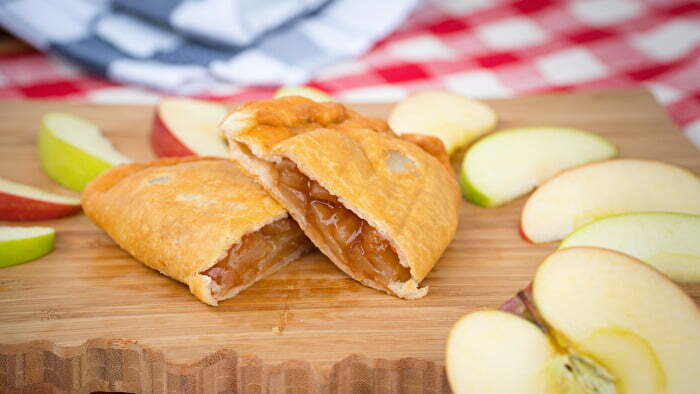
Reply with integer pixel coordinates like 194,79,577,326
274,86,334,102
388,90,497,155
447,247,700,394
560,212,700,283
151,98,229,158
447,310,557,393
0,177,81,221
460,127,617,207
39,112,131,192
521,159,700,243
0,226,55,268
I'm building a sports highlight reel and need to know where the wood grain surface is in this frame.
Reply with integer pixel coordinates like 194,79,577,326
1,89,698,371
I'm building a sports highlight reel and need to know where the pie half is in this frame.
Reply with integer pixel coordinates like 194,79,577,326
221,97,460,299
82,157,313,305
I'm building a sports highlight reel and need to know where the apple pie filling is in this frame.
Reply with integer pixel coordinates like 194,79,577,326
202,217,309,298
274,158,411,290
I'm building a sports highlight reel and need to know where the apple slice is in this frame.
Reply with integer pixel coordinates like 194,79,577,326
0,226,55,268
0,177,81,221
388,90,497,155
460,127,617,207
151,98,229,158
521,159,700,243
274,86,334,102
535,248,699,393
39,112,131,192
447,310,558,392
560,212,700,283
447,247,700,394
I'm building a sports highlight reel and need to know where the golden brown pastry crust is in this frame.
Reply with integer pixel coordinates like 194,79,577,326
399,133,453,174
82,157,298,306
221,97,460,298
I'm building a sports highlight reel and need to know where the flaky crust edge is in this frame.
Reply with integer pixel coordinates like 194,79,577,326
221,98,460,299
82,157,290,306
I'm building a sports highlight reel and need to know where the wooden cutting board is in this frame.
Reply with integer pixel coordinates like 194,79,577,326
1,89,699,374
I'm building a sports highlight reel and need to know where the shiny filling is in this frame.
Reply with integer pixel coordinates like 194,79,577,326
274,158,410,289
202,217,308,298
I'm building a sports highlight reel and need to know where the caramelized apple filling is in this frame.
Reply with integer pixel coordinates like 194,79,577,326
274,158,411,290
202,217,308,298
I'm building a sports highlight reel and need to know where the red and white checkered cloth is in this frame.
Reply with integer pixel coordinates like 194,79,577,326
1,0,699,145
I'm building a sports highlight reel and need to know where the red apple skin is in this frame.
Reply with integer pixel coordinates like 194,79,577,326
498,283,543,330
499,294,526,315
150,109,196,158
518,224,535,243
0,192,81,221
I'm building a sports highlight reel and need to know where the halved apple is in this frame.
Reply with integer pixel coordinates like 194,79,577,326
560,212,700,283
0,226,55,268
521,159,700,243
388,90,497,155
274,86,334,102
0,177,81,221
39,112,131,192
460,127,617,207
447,247,700,394
150,98,229,158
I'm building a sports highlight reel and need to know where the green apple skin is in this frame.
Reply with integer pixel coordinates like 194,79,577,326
0,229,55,268
560,212,700,283
274,86,334,102
460,126,617,207
39,123,115,192
459,170,496,207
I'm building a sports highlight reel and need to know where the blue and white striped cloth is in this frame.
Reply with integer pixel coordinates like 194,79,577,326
0,0,420,93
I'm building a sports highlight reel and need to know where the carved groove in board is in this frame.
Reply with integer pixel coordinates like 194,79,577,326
0,339,451,393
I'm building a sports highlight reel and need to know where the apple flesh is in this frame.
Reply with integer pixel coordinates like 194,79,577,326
521,159,700,243
536,248,699,393
274,86,334,102
460,127,617,207
0,226,55,268
39,112,131,192
0,177,81,221
448,310,558,393
151,98,229,158
447,247,700,394
561,212,700,283
388,90,497,155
